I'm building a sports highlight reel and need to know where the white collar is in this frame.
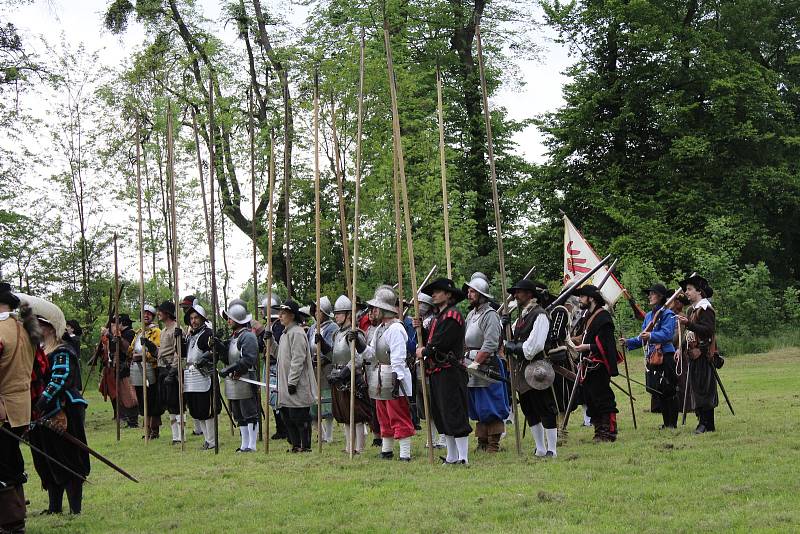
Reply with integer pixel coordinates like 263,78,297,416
0,312,10,321
694,298,713,311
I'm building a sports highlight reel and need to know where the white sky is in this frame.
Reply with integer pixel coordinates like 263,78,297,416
7,0,573,297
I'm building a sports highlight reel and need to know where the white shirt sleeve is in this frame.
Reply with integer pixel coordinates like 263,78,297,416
386,323,409,376
522,314,550,360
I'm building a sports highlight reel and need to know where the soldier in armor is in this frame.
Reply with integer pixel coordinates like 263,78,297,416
130,304,162,439
273,299,317,453
677,274,718,434
218,300,260,452
572,285,620,442
179,295,204,437
504,279,559,457
462,273,509,453
416,278,470,465
0,283,37,532
328,295,371,454
183,301,219,450
307,296,337,444
349,286,414,461
148,301,184,445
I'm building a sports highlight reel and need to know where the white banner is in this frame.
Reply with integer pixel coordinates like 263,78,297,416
563,215,624,305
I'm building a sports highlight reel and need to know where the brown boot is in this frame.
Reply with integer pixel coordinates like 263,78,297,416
486,420,505,453
475,422,488,452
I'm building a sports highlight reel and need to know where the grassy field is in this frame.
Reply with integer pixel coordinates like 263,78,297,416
21,347,800,533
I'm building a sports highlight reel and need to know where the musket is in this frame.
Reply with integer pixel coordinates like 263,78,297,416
713,367,735,416
616,371,662,396
640,273,696,335
596,257,619,289
553,363,636,401
34,419,138,483
546,254,613,312
3,425,89,484
401,264,437,315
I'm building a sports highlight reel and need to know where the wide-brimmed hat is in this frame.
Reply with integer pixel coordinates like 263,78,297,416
367,286,399,314
573,284,606,305
17,293,66,339
643,283,669,298
0,282,20,309
462,272,494,300
66,319,83,337
271,299,308,320
223,302,252,325
680,274,713,298
507,279,540,294
421,277,465,304
525,360,555,390
158,300,176,319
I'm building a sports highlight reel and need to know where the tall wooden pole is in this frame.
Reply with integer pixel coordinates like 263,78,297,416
476,20,521,455
392,150,404,313
208,80,221,454
248,88,265,445
135,120,148,443
313,71,323,453
167,103,186,451
383,21,434,464
264,130,276,454
113,232,121,442
348,28,365,460
436,67,452,279
329,95,352,298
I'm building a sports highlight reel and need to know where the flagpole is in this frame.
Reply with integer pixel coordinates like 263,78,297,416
436,67,452,279
135,119,148,443
349,28,365,460
313,70,323,453
384,20,434,464
475,19,521,456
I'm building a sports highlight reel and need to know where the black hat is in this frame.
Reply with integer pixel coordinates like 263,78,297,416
0,281,20,309
180,295,196,308
66,319,83,337
421,278,465,304
271,298,309,319
573,284,606,305
158,300,177,318
108,313,133,328
507,279,539,294
643,284,669,297
680,274,713,298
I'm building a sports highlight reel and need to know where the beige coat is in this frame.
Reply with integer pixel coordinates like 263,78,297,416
275,322,318,409
0,314,35,427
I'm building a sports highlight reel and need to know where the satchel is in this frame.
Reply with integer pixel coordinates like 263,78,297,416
647,344,664,366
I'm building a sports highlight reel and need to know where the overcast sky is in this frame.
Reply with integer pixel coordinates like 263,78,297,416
8,0,573,298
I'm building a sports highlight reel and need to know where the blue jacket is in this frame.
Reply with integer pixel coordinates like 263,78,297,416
625,307,676,355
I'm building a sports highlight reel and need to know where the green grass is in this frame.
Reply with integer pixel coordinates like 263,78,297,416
22,348,800,533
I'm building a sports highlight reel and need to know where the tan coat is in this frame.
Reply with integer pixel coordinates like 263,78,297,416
275,322,318,409
0,314,35,427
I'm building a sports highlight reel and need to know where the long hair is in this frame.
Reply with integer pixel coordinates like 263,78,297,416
18,302,42,347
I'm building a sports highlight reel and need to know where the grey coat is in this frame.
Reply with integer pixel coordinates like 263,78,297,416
276,322,318,409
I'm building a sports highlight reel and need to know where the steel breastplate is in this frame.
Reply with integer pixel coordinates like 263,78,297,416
331,329,351,366
374,324,392,365
367,363,395,400
224,336,253,400
186,330,204,364
464,309,488,351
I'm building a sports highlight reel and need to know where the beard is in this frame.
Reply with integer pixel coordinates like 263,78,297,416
578,300,591,310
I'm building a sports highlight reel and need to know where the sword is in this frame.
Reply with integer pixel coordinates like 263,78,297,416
713,367,735,416
462,353,507,384
34,419,139,483
236,376,276,391
2,425,90,484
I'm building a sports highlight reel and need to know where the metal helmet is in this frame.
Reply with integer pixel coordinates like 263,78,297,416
143,304,157,316
222,302,252,325
525,360,555,390
260,295,281,318
187,300,207,322
471,272,489,282
228,298,248,310
319,296,334,318
417,292,434,306
367,286,398,314
463,272,494,300
333,295,352,313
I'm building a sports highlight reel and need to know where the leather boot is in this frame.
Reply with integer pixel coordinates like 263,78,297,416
474,422,488,452
486,420,504,453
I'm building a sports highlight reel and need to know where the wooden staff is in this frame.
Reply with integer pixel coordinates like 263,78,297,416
166,103,185,451
135,120,149,443
383,21,434,464
436,67,452,279
313,71,323,452
113,232,121,442
475,20,521,455
348,28,365,460
392,148,404,313
329,95,352,297
248,87,265,445
264,130,276,454
208,79,224,451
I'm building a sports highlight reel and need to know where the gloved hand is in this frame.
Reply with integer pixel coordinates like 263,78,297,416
287,383,297,395
164,366,178,384
345,329,366,353
34,395,50,416
315,334,332,354
501,314,512,328
262,330,273,341
391,372,400,398
504,341,524,357
211,336,227,354
142,337,158,355
219,362,238,378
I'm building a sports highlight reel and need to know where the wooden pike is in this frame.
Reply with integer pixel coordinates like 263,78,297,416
475,19,521,455
208,78,222,453
436,67,452,279
383,20,434,464
330,94,353,297
313,71,323,453
113,232,121,443
349,28,365,460
135,119,149,443
264,130,276,454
